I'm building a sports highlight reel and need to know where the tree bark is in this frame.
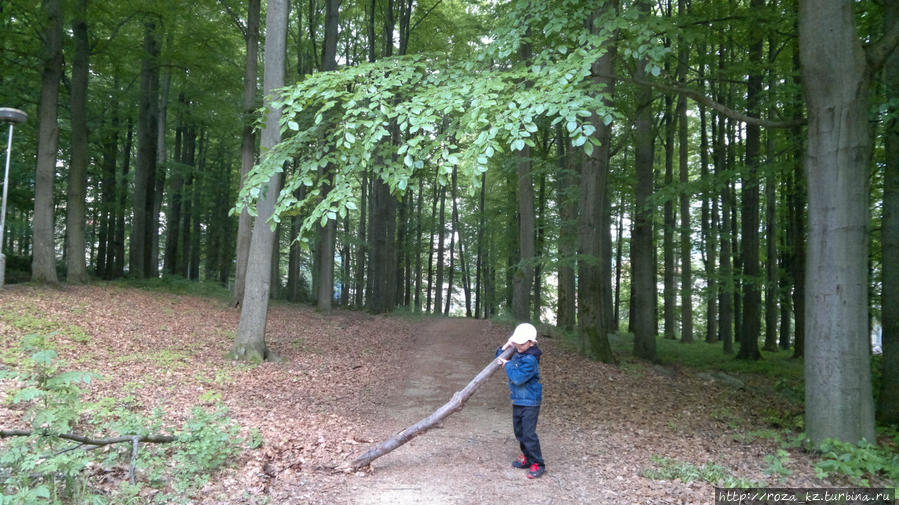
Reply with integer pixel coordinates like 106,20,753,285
800,0,876,444
348,347,515,471
232,0,288,362
65,0,89,283
32,0,63,284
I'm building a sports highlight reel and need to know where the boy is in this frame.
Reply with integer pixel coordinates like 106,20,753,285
496,322,545,479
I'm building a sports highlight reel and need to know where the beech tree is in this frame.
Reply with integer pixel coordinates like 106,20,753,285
232,0,288,362
799,0,897,444
31,0,63,284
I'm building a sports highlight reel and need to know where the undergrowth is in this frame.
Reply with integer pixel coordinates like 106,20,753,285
0,333,258,504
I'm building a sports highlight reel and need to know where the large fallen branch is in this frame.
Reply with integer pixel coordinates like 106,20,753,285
346,346,514,471
1,429,176,484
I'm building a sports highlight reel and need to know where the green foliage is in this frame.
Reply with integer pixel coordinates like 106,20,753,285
763,449,793,481
0,336,255,504
110,277,231,301
814,438,899,487
641,456,763,488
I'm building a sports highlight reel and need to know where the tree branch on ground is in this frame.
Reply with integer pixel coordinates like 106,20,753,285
344,346,514,471
1,429,177,484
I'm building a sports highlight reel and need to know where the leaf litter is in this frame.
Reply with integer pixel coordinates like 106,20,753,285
0,284,863,504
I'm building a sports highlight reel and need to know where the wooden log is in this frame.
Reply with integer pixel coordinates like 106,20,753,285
346,346,514,471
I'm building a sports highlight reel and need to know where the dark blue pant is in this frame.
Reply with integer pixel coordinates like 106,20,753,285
513,405,544,468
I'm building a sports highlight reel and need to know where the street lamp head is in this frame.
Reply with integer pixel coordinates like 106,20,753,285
0,108,27,124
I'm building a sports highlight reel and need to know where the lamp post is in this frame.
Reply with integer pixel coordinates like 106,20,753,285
0,107,27,288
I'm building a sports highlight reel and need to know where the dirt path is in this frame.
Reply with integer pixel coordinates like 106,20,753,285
347,318,587,505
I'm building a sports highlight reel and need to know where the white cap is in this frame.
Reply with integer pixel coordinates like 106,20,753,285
509,323,538,345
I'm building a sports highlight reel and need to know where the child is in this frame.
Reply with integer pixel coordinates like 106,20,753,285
496,322,545,479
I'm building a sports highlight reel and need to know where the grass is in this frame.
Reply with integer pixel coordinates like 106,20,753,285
110,276,232,301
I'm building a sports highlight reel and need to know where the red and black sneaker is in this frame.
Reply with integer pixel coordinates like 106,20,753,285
527,463,546,479
512,454,528,469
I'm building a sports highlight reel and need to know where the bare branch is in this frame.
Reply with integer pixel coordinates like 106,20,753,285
594,73,806,129
0,429,176,445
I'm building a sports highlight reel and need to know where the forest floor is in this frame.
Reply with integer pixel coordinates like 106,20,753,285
0,284,880,504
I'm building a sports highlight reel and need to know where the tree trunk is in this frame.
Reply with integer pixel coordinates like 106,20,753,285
799,0,876,444
348,347,515,471
114,120,133,277
425,180,438,313
151,39,172,279
716,93,734,353
434,185,446,312
631,0,657,362
475,175,486,318
663,93,676,341
879,0,899,426
315,0,339,312
98,95,119,279
233,0,261,305
763,45,779,353
578,3,617,362
65,0,89,283
32,0,63,284
414,180,424,312
736,0,764,361
512,38,535,323
699,65,718,343
232,0,288,362
557,129,578,331
676,3,692,343
132,20,160,279
444,171,457,315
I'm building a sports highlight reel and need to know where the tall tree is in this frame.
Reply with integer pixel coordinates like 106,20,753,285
676,0,692,343
879,0,899,426
132,20,161,278
577,1,617,362
737,0,764,360
234,0,262,305
631,0,657,362
233,0,288,362
512,38,535,322
315,0,339,311
65,0,89,283
32,0,63,284
799,0,898,444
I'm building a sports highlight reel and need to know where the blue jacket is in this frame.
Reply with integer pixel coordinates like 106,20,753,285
496,345,543,406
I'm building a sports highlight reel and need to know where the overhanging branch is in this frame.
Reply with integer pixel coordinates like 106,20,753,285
595,72,807,129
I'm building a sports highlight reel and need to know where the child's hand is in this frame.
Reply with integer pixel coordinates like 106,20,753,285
496,357,508,366
501,340,512,350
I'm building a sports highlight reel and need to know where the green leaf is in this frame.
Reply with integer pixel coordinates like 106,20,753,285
287,120,299,131
13,388,45,403
566,120,578,133
345,131,356,144
583,140,594,157
46,371,94,387
511,139,525,152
